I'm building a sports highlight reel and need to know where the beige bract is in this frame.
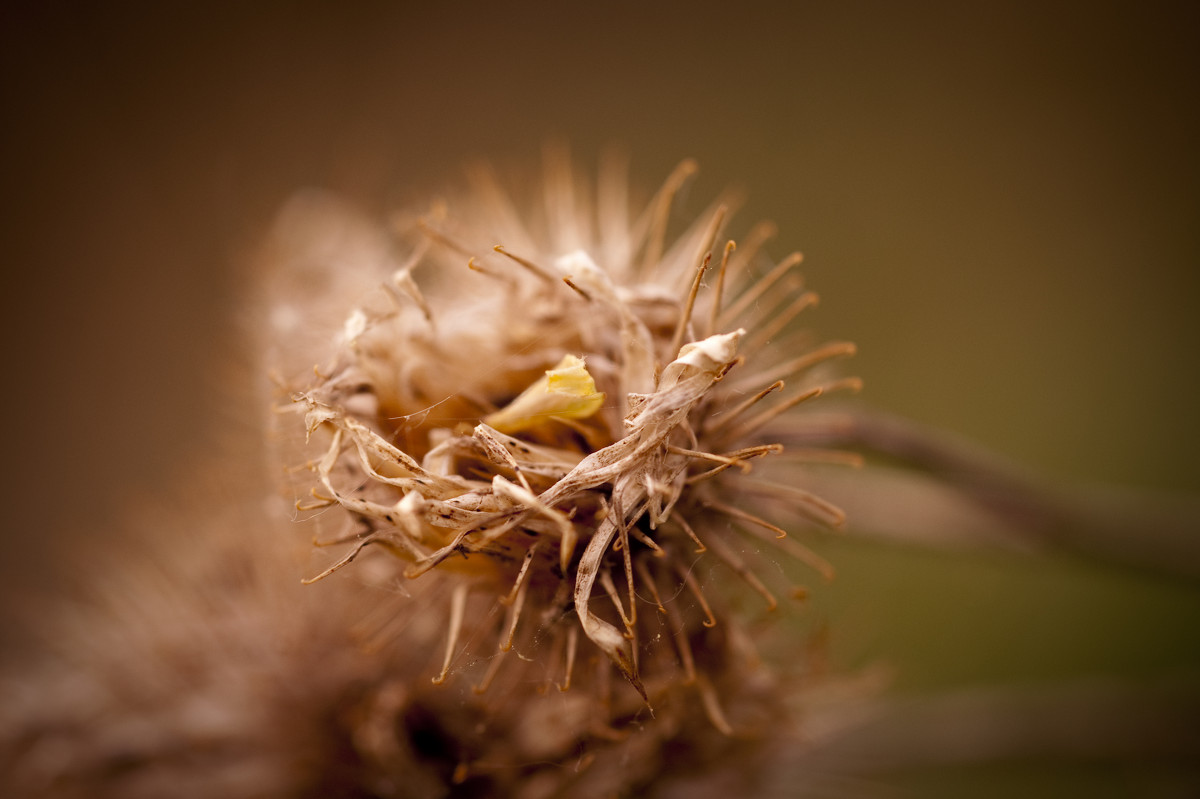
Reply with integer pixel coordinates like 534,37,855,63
269,155,859,791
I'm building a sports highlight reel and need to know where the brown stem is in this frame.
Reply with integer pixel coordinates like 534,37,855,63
775,408,1200,582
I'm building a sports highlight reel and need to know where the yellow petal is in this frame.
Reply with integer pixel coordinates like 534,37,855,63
484,355,606,434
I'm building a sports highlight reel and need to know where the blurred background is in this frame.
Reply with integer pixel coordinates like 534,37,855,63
3,1,1198,794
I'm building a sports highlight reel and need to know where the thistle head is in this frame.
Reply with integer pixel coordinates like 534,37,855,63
268,153,859,789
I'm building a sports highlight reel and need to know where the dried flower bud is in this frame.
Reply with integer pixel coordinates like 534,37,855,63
261,154,860,792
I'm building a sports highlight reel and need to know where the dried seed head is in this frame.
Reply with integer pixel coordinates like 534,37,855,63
266,153,860,789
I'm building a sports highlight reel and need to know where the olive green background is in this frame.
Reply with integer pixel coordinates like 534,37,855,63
3,2,1198,793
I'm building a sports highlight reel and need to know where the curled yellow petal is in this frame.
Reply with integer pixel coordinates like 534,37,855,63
485,355,606,434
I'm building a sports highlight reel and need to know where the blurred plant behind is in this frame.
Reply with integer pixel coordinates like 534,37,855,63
2,2,1198,796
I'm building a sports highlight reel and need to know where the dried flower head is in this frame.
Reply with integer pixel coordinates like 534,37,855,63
264,152,860,792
